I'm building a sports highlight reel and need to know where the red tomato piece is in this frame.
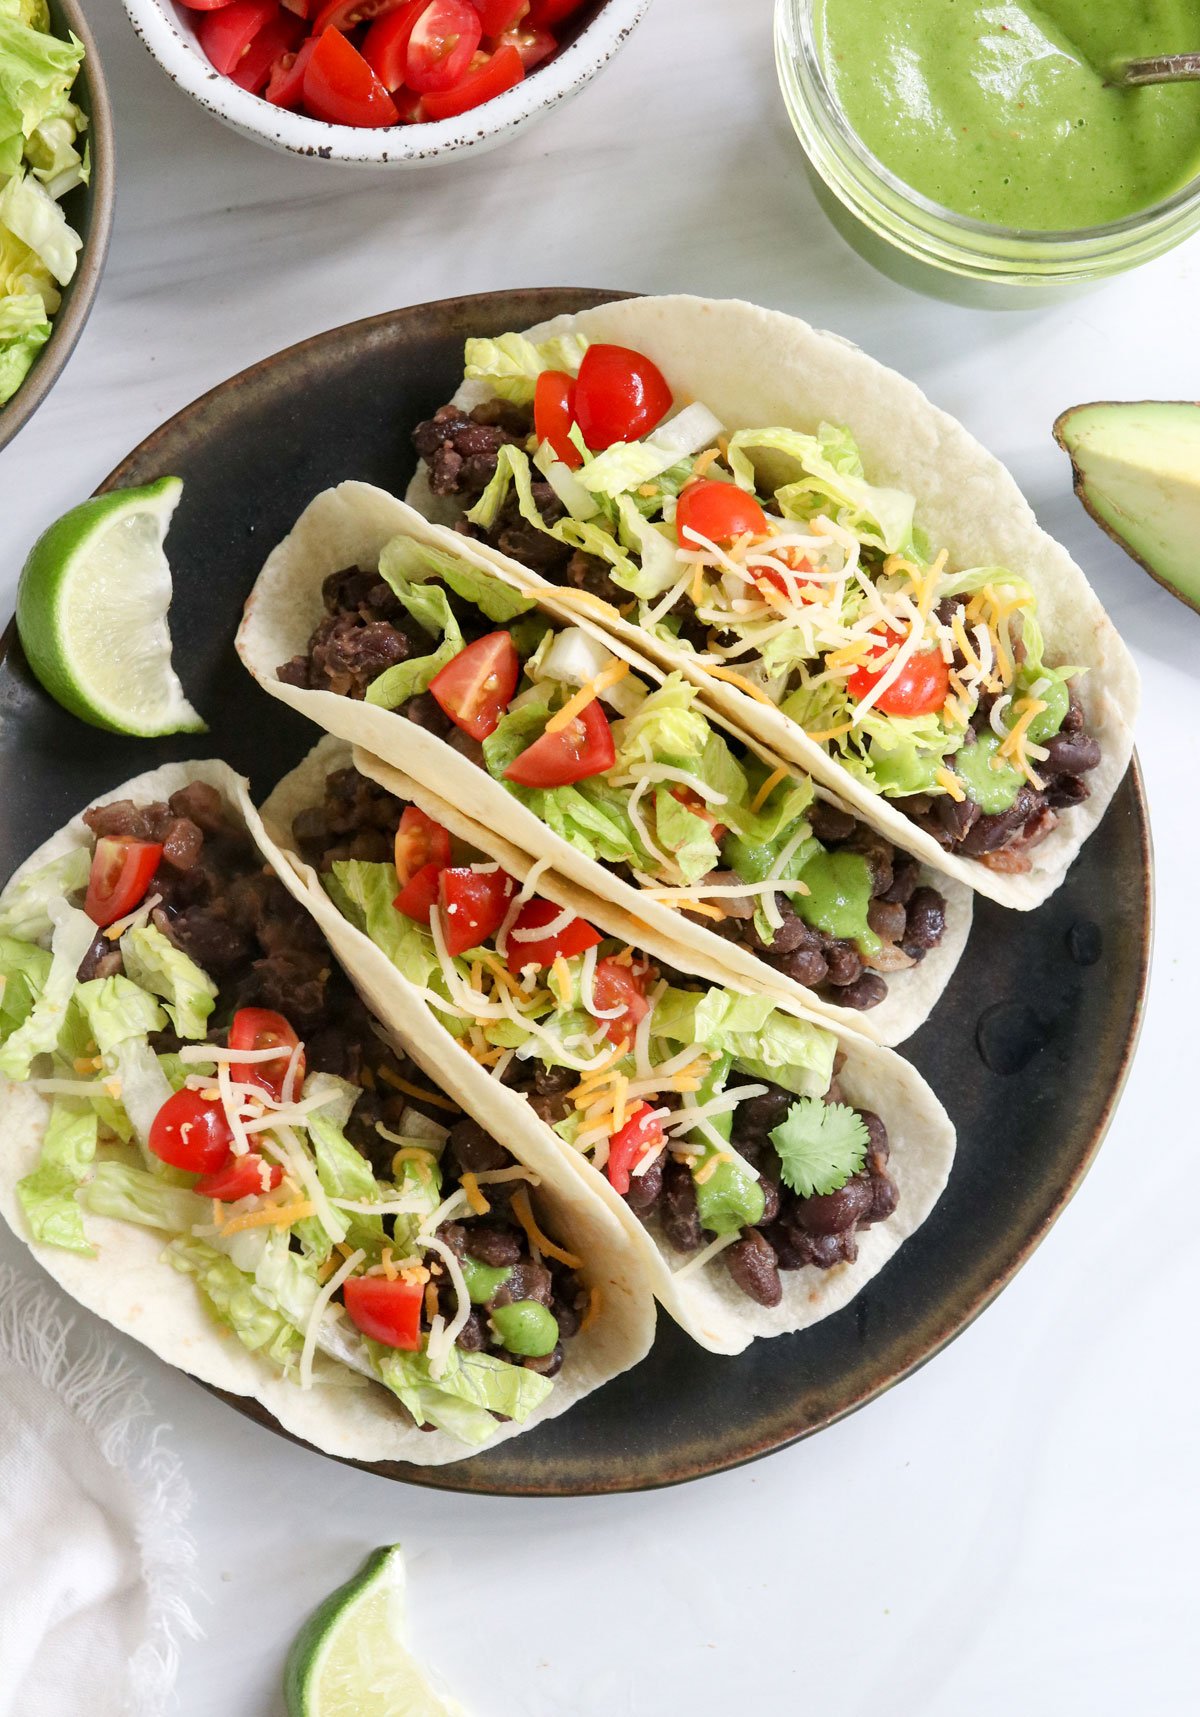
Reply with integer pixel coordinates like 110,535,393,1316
343,1275,424,1349
228,1007,305,1101
573,344,673,450
149,1089,235,1175
591,957,650,1047
420,42,523,116
753,549,816,600
362,0,428,87
177,0,241,11
404,0,483,92
428,631,520,741
394,805,452,887
437,866,516,957
469,0,528,30
534,369,581,468
194,1153,284,1201
281,0,316,13
265,34,316,103
312,0,405,30
847,636,951,718
494,22,554,66
229,11,304,90
393,860,442,924
606,1102,665,1196
304,27,400,124
84,837,163,929
669,786,727,845
503,699,615,789
504,897,602,975
675,478,768,547
197,0,278,76
527,0,583,24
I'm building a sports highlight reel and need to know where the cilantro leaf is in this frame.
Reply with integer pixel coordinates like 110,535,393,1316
770,1098,869,1198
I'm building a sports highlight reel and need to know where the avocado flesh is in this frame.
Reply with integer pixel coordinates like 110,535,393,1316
1054,401,1200,616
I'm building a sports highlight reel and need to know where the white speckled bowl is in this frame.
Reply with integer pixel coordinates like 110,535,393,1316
120,0,653,166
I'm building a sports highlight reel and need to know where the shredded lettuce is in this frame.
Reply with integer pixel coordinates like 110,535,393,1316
0,847,89,940
166,1236,304,1372
0,934,50,1036
378,533,535,624
0,169,78,285
462,331,588,404
325,861,443,991
78,1158,210,1235
651,987,836,1097
0,901,93,1079
119,922,217,1040
15,1098,96,1253
71,975,165,1055
364,568,464,710
726,423,915,555
374,1344,553,1445
0,285,46,397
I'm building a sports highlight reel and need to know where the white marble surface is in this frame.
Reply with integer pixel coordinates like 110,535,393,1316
2,2,1198,1712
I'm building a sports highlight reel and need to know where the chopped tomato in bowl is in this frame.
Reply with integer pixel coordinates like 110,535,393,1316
169,0,613,131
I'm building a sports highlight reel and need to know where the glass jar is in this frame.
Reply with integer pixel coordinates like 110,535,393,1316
775,0,1200,308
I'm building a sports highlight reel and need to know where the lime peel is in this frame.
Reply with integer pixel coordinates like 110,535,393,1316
284,1544,464,1717
16,477,207,737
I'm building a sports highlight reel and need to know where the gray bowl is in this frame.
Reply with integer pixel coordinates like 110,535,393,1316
0,0,114,452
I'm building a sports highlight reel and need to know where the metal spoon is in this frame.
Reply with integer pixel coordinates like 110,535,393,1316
1116,54,1200,85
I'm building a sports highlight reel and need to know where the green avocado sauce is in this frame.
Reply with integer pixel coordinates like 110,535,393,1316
795,850,881,956
816,0,1200,229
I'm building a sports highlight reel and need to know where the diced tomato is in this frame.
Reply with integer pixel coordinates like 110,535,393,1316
343,1275,424,1349
394,805,452,887
428,631,520,741
606,1102,665,1196
503,700,615,789
265,34,316,103
281,0,316,14
494,22,554,66
312,0,405,30
362,0,428,87
675,478,768,547
228,1007,305,1102
438,866,516,956
534,369,581,468
669,786,726,844
229,10,304,90
469,0,528,31
393,860,442,924
194,1153,284,1201
84,837,163,929
177,0,240,10
591,956,650,1047
197,0,279,76
847,635,950,718
753,548,816,601
504,897,602,975
303,27,400,124
420,43,524,116
527,0,584,25
573,344,673,450
391,85,425,119
149,1089,235,1175
404,0,483,92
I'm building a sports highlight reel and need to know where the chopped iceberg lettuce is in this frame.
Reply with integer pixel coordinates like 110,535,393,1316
651,986,836,1098
0,934,50,1036
0,846,89,940
374,1344,553,1445
72,975,166,1055
462,331,587,404
378,532,535,624
119,922,217,1039
16,1098,96,1253
0,901,93,1079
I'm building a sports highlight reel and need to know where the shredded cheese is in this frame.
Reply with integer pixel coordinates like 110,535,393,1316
935,767,966,803
543,659,629,733
460,1173,490,1216
750,766,789,814
219,1198,316,1237
376,1068,461,1111
510,1187,581,1269
300,1248,364,1391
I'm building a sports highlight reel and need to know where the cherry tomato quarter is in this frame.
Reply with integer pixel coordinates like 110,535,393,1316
428,631,520,740
591,957,650,1047
437,866,516,957
419,43,523,116
573,344,673,450
404,0,483,92
606,1102,665,1195
343,1275,424,1349
196,0,278,76
675,478,768,547
394,806,452,887
303,26,400,124
228,1008,305,1101
393,860,443,924
84,837,162,929
361,0,428,85
502,699,615,789
229,10,304,90
847,636,950,718
194,1154,284,1200
149,1089,235,1175
534,369,581,468
504,898,602,974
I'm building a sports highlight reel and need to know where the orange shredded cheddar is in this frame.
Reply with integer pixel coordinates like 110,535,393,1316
511,1188,582,1269
219,1198,316,1237
376,1068,460,1111
461,1173,490,1216
704,665,775,705
544,659,630,735
579,1286,601,1332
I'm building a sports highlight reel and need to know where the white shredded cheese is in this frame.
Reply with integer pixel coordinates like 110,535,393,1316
300,1248,364,1391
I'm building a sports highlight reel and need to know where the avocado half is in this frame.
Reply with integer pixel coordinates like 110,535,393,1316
1054,401,1200,616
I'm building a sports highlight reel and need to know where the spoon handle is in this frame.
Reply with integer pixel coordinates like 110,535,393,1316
1119,53,1200,85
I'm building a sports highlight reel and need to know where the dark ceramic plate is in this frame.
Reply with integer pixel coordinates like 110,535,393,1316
0,0,115,452
0,289,1152,1495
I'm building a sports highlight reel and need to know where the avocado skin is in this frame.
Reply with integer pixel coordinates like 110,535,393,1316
1054,400,1200,618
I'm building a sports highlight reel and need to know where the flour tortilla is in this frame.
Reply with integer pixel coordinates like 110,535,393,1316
0,760,656,1467
258,737,957,1357
406,294,1140,912
235,481,973,1046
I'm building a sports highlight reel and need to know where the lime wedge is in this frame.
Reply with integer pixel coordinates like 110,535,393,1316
283,1545,463,1717
15,477,207,736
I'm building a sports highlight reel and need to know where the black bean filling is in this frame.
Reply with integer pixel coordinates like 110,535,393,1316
294,772,899,1309
280,581,949,1013
409,399,1103,869
75,789,584,1381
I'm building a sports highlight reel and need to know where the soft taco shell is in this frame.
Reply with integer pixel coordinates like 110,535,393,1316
0,760,655,1467
406,294,1140,912
235,481,973,1046
257,738,957,1357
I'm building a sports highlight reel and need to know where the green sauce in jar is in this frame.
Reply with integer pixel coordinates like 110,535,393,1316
816,0,1200,229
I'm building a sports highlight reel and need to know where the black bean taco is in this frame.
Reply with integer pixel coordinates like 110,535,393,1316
253,736,957,1356
0,761,655,1464
403,295,1139,909
235,482,972,1047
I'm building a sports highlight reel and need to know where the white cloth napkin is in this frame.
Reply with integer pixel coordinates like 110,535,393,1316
0,1266,200,1716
